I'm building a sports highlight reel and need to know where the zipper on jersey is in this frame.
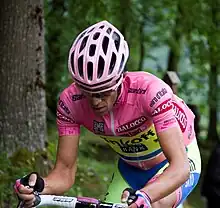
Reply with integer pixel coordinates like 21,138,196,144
110,111,116,136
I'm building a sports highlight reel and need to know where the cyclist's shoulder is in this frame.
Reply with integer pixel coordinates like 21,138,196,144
59,82,85,103
124,71,171,96
124,71,157,80
124,71,164,86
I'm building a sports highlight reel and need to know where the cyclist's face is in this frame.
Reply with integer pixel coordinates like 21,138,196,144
81,90,118,116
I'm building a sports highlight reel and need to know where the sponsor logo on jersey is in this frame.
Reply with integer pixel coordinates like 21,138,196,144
101,128,158,154
58,99,70,114
152,99,172,116
116,116,147,133
93,120,105,134
160,117,177,130
72,94,85,101
150,88,168,107
152,100,187,132
120,127,145,136
172,102,187,132
56,110,75,124
128,88,146,94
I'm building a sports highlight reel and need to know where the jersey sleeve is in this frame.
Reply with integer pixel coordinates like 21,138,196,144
144,80,179,133
56,90,80,136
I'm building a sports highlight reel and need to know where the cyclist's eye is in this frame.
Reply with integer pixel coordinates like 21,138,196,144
103,91,113,97
103,93,110,97
83,92,90,97
93,93,102,98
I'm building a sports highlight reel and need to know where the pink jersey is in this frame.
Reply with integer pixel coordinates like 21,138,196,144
57,72,196,170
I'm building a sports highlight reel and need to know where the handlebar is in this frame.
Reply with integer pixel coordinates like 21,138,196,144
18,194,128,208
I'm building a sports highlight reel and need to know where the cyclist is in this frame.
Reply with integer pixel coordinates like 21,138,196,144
14,20,201,208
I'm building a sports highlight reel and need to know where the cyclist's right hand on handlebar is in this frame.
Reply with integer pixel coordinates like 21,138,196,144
14,172,44,208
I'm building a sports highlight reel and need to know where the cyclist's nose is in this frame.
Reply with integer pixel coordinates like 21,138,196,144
91,97,102,106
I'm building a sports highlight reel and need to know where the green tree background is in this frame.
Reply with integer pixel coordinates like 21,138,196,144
0,0,219,207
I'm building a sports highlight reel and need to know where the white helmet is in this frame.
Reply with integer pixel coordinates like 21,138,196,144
68,20,129,93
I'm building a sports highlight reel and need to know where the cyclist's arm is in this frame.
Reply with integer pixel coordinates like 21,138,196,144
42,134,79,195
142,79,190,203
141,126,190,203
41,89,81,195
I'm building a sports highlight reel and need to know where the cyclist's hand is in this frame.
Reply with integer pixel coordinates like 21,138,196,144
14,172,44,208
121,188,152,208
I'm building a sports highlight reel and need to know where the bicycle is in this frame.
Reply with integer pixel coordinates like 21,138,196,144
17,194,128,208
17,193,185,208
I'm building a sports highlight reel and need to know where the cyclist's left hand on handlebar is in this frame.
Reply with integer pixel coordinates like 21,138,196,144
14,172,44,208
121,188,152,208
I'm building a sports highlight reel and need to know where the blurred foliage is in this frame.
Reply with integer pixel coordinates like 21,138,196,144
0,148,50,207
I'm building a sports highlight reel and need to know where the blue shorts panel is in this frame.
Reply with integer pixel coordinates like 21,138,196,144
176,172,200,206
118,158,168,190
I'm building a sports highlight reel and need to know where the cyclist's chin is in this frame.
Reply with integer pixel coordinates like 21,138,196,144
93,107,109,116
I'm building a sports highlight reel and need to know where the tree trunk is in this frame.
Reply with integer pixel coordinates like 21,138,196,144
167,3,182,72
207,0,219,142
46,0,66,115
138,21,145,71
167,49,179,72
0,0,46,154
120,0,130,38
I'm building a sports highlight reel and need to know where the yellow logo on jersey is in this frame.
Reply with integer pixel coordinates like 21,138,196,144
100,125,161,157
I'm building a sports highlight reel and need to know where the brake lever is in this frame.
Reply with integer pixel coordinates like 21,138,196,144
16,191,41,208
33,192,41,207
16,200,24,208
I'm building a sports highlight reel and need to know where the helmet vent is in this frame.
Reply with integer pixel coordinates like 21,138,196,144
89,44,96,56
98,56,105,78
88,27,95,33
70,51,75,74
99,25,105,29
78,56,84,78
109,52,116,75
118,54,125,73
75,30,87,45
106,28,112,34
112,32,120,51
79,36,89,53
102,36,109,55
93,32,100,40
87,62,93,81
